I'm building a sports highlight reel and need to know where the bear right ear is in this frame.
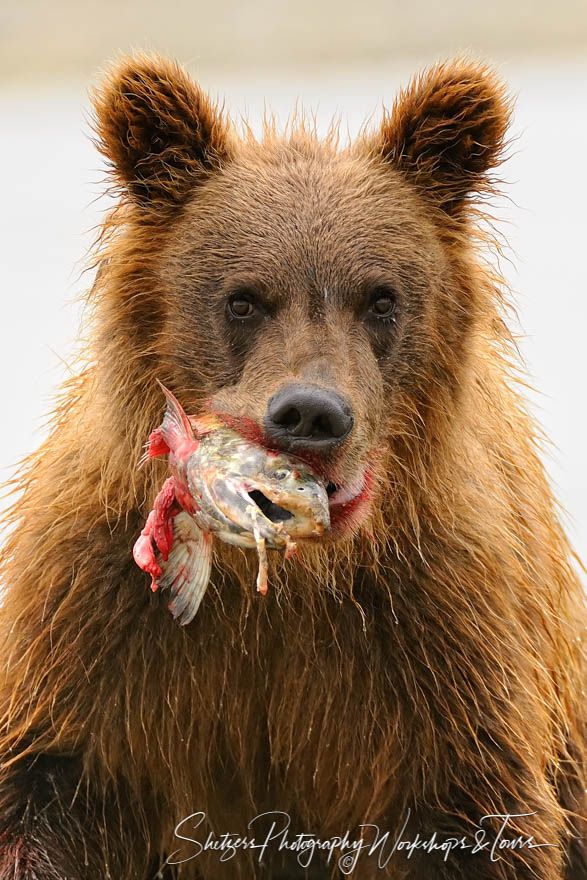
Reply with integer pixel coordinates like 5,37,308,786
370,59,512,217
92,54,232,208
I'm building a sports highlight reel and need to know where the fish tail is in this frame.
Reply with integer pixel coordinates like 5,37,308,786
157,380,196,453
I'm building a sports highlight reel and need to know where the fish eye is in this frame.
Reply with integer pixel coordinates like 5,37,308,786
272,468,289,481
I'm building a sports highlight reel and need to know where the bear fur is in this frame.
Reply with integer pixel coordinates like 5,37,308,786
0,53,585,879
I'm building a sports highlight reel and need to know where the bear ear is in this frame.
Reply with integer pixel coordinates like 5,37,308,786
371,59,512,215
92,53,232,208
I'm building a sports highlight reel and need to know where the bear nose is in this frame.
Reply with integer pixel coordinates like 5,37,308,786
264,384,353,453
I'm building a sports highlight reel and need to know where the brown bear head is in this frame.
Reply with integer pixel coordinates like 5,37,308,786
92,54,511,537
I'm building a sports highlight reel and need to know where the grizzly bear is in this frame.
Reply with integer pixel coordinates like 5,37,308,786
0,52,584,880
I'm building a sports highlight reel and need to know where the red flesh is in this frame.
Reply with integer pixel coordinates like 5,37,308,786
146,426,170,459
133,477,179,590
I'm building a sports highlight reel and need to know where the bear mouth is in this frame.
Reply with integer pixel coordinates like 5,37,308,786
326,472,366,508
324,468,373,534
248,489,294,523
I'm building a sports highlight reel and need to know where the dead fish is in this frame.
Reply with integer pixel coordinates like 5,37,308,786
133,383,330,624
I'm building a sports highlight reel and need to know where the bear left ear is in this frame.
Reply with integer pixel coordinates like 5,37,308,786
371,59,512,216
92,53,232,208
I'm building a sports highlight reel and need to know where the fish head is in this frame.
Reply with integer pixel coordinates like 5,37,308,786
243,454,330,539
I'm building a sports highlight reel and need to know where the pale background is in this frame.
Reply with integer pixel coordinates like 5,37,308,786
1,1,586,566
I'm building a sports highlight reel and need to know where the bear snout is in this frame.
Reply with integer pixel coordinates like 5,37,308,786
264,383,354,455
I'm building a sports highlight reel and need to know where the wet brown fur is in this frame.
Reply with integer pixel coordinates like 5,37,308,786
0,54,585,879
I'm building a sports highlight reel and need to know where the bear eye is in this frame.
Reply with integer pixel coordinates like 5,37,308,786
226,293,261,320
368,290,397,321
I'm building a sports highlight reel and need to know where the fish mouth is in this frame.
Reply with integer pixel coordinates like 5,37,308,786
247,489,295,524
246,473,368,532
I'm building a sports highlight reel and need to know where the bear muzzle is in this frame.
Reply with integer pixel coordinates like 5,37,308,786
264,383,354,456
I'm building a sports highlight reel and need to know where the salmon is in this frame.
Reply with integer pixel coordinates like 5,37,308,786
133,383,329,624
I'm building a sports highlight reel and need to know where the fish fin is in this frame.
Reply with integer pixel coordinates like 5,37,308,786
156,380,197,452
158,511,212,625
